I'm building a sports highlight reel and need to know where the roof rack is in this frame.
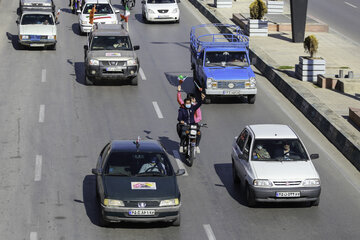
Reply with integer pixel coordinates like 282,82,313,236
190,24,249,53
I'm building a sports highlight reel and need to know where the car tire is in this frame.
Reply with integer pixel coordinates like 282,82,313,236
311,198,320,207
175,18,180,23
204,97,211,104
131,75,138,86
49,44,56,50
142,12,148,23
98,210,109,227
172,213,181,226
84,72,93,86
246,184,256,207
232,160,240,184
248,95,256,104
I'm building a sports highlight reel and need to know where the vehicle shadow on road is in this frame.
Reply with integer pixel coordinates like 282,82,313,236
82,175,101,226
158,136,192,167
214,163,247,206
6,32,23,50
72,23,83,36
74,62,87,85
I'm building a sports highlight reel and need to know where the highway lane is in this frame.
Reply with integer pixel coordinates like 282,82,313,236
285,0,360,43
0,0,359,239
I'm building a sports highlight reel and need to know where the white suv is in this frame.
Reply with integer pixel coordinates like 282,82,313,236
231,124,321,207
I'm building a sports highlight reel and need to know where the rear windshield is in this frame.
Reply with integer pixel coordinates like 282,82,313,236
205,51,249,67
91,36,132,50
83,4,113,14
252,139,308,161
21,14,54,25
104,152,173,177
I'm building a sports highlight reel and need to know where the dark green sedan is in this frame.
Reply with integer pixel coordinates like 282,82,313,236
92,140,185,226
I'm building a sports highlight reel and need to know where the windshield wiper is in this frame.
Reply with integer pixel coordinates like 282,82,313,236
135,172,165,177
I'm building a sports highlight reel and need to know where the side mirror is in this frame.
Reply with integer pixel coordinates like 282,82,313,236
77,10,81,14
176,169,185,176
115,9,120,13
16,19,20,24
92,168,101,175
133,45,140,50
84,45,88,50
310,154,319,160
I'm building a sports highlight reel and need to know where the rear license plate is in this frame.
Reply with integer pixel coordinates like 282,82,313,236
223,90,241,95
30,43,45,47
129,210,155,216
276,192,300,198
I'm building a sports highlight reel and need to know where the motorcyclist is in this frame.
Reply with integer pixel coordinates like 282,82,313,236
122,0,136,8
177,94,205,153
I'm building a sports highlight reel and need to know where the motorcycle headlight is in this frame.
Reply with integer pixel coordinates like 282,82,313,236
148,9,155,14
250,77,256,87
48,35,55,40
127,59,137,66
159,198,179,207
206,77,213,88
89,59,99,66
253,179,273,187
172,8,178,13
21,35,29,40
104,199,125,207
303,179,320,187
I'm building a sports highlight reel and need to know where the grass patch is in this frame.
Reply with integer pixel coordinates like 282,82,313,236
339,66,350,69
278,66,294,70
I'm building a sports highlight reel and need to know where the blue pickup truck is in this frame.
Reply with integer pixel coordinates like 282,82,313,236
190,24,257,104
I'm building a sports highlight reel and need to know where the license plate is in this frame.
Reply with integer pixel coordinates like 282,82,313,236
129,210,155,216
223,90,242,95
276,192,300,198
30,43,45,47
106,67,122,72
158,15,169,18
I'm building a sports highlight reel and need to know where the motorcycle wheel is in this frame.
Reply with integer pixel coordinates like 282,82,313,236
188,145,195,167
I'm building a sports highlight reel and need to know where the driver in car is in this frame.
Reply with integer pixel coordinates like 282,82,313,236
138,156,166,174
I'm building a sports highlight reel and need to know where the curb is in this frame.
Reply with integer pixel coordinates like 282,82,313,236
187,0,360,171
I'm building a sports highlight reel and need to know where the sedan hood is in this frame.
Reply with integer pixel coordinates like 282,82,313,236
205,67,252,80
147,3,178,10
251,161,319,180
103,176,178,200
19,25,56,35
89,50,135,61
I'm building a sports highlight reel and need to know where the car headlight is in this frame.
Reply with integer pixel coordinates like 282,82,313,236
81,20,88,25
148,9,155,14
253,179,273,187
21,35,29,40
104,199,125,207
23,3,32,6
127,59,137,66
206,77,213,88
172,8,178,13
48,35,56,40
250,77,256,87
159,198,179,207
89,59,99,66
112,20,118,24
303,179,320,186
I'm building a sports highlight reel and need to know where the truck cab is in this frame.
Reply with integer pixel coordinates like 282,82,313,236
190,24,257,104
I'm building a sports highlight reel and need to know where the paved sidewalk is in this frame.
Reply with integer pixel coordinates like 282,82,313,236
203,0,360,127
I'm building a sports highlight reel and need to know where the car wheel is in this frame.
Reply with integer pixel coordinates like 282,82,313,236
232,161,240,184
84,72,93,85
248,95,256,104
246,184,256,207
311,198,320,207
49,44,56,50
204,97,211,104
98,210,109,227
172,212,180,226
131,75,138,86
175,18,180,23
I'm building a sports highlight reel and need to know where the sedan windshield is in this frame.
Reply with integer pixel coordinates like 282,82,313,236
104,152,173,176
83,4,113,14
21,14,54,25
205,51,249,67
91,36,132,50
252,139,308,161
147,0,175,3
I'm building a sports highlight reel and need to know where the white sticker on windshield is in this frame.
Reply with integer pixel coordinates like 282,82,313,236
106,52,121,56
131,182,157,190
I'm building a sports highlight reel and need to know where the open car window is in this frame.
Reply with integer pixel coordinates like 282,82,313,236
205,51,249,67
21,14,54,25
83,4,113,14
91,36,132,51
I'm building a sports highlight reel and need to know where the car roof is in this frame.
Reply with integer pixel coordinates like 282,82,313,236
22,10,54,14
23,0,52,3
93,24,128,36
248,124,298,139
85,0,110,4
110,140,165,153
205,47,247,52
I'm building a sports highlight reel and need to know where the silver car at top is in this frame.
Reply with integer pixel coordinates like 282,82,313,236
19,0,55,14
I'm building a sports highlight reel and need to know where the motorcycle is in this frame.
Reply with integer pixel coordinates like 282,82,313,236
122,0,135,10
180,123,207,167
72,0,82,15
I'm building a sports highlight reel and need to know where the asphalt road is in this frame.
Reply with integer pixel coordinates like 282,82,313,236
286,0,360,43
0,0,360,239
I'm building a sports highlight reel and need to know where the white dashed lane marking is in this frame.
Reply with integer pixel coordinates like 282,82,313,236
34,155,42,181
139,67,146,80
203,224,216,240
344,1,358,8
152,101,163,119
41,69,46,82
172,150,188,176
39,105,45,123
30,232,38,240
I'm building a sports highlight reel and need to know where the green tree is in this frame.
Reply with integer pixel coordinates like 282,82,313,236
304,35,319,58
250,0,268,20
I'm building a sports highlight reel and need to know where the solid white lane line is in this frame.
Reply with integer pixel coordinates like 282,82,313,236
139,67,146,80
34,155,42,181
172,150,188,176
41,69,46,82
152,101,163,119
38,105,45,123
344,1,358,8
203,224,216,240
30,232,38,240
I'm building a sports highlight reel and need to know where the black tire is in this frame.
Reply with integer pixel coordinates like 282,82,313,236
49,44,56,50
248,95,256,104
188,145,194,167
232,161,240,184
131,75,138,86
311,198,320,206
175,18,180,23
204,97,211,104
246,184,256,207
98,210,109,227
84,72,92,85
172,213,181,226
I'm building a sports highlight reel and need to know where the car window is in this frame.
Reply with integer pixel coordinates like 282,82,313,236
104,152,173,176
243,135,252,161
21,14,54,25
205,51,249,67
91,36,132,50
237,130,248,151
252,139,308,161
147,0,175,3
83,3,113,14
